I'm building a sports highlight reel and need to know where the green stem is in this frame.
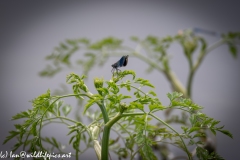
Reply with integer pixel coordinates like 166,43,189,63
149,113,192,160
187,39,225,97
131,49,187,96
101,113,122,160
163,70,187,97
97,101,109,123
194,39,225,71
187,69,194,98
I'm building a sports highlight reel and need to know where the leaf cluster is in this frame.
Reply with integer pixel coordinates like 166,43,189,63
4,71,233,160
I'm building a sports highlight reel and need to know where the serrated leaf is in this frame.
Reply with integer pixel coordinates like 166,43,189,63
189,114,197,126
83,99,96,114
12,142,23,152
193,132,206,138
140,145,157,160
11,111,30,120
106,81,119,94
3,131,20,144
52,137,59,148
148,104,165,111
167,92,183,101
217,129,233,139
197,141,225,159
189,127,200,134
130,102,144,110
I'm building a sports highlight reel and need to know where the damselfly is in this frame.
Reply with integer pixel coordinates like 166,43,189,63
111,55,129,74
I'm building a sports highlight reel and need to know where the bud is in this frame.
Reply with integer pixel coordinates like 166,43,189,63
119,102,128,113
183,39,197,56
94,78,104,95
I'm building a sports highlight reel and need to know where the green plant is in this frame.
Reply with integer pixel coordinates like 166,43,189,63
4,71,233,160
4,29,239,160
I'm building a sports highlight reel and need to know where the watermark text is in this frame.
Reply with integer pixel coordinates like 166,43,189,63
0,151,71,159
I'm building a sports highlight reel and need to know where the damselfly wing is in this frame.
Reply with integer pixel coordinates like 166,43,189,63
111,55,129,73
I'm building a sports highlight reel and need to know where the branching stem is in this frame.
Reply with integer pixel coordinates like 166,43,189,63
149,113,192,160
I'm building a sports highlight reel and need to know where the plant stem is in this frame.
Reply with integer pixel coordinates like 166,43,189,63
97,101,109,123
187,68,194,98
101,113,122,160
163,70,187,97
186,39,225,97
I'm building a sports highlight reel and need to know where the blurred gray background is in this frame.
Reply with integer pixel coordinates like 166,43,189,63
1,0,240,159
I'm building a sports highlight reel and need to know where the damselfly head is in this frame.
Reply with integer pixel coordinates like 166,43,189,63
123,55,128,67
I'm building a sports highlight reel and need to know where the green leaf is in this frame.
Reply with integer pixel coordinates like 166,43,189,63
229,43,237,58
106,81,119,94
196,147,224,160
193,132,206,138
117,148,128,158
12,142,23,152
167,92,183,101
52,137,59,148
130,102,144,110
134,78,154,88
96,88,109,96
189,114,197,126
189,127,200,134
84,98,96,114
130,36,139,42
135,129,145,144
125,137,134,151
118,94,131,100
11,110,30,120
122,70,136,80
3,131,20,144
89,37,122,50
39,65,61,77
31,121,38,136
148,90,157,96
69,135,76,144
62,105,72,116
140,145,157,160
146,36,158,45
148,104,165,111
199,37,207,52
217,129,233,139
31,90,51,113
210,128,216,136
77,38,90,45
